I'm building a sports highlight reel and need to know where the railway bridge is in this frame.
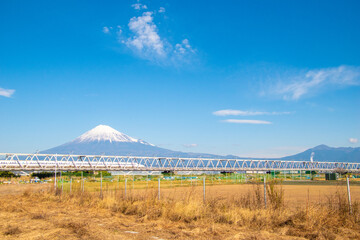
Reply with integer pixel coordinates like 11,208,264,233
0,153,359,172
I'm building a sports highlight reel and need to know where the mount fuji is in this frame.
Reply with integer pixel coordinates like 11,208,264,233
41,125,360,161
41,125,229,158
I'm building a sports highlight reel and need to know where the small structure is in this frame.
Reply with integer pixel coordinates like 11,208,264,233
325,173,337,180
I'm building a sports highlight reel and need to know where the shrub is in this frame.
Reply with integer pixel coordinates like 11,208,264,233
31,172,55,179
0,171,20,178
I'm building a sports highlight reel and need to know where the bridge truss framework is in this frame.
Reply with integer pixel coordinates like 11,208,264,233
0,153,359,172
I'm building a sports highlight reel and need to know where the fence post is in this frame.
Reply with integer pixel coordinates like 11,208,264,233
60,171,63,194
203,177,206,203
347,176,352,214
158,178,161,200
81,171,84,193
118,176,120,191
54,164,57,190
264,175,267,209
125,178,127,199
70,177,72,194
100,172,103,199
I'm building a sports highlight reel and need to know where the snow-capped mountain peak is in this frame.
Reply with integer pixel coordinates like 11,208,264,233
74,125,153,145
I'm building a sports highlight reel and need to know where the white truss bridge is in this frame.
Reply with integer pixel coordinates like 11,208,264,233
0,153,359,172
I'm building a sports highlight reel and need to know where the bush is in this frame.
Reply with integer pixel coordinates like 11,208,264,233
95,171,111,177
0,171,20,178
31,172,56,179
62,171,95,177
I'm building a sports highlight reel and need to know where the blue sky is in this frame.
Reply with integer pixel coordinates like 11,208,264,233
0,0,359,157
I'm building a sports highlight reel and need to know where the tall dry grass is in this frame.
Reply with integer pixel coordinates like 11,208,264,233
8,180,356,239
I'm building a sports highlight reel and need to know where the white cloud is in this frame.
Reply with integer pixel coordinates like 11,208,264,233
0,88,15,98
213,109,292,116
349,138,358,144
116,26,122,38
222,119,272,124
174,39,194,55
107,4,195,64
102,26,110,34
131,3,147,10
183,143,198,148
272,65,360,100
126,11,166,59
124,13,195,62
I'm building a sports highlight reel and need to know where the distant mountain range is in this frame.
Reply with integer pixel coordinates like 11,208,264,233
41,125,360,162
281,144,360,162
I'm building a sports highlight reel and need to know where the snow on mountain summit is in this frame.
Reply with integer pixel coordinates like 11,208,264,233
74,125,153,145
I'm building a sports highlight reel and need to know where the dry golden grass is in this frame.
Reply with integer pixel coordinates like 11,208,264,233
0,181,360,240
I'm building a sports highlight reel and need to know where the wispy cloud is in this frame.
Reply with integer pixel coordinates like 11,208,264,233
268,65,360,100
213,109,292,116
174,39,194,54
103,3,196,64
222,119,272,124
0,88,15,98
349,138,358,144
102,26,110,34
183,143,198,148
131,3,147,10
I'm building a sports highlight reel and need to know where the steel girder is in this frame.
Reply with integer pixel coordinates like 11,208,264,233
0,153,359,172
